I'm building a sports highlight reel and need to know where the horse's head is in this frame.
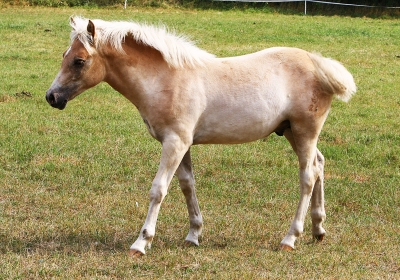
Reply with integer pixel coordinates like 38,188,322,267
46,18,105,110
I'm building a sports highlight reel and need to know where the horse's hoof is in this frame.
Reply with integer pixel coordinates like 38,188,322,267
314,234,325,242
183,240,198,247
280,244,294,251
128,249,145,258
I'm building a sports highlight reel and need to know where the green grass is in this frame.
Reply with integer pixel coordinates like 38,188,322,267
0,6,399,279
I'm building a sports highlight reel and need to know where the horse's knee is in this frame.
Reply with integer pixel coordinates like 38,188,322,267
178,173,194,188
177,162,195,192
179,179,195,200
149,183,167,204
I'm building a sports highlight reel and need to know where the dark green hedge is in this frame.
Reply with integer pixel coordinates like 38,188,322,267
2,0,400,7
1,0,399,16
269,0,399,16
2,0,190,7
325,1,398,6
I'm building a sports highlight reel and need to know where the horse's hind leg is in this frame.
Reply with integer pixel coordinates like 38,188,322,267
280,127,323,250
176,149,203,246
311,150,326,241
284,128,327,244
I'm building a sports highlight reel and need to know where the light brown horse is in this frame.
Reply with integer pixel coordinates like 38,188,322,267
46,17,356,257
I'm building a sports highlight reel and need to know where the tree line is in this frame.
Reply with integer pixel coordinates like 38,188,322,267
1,0,399,16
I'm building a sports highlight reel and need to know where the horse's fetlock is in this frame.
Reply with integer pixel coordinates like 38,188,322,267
190,217,203,230
142,229,154,241
288,221,304,238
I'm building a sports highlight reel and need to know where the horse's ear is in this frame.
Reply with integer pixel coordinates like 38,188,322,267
87,20,95,45
70,17,77,29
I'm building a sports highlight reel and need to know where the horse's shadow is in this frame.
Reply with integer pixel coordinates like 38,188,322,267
0,231,132,255
0,230,286,255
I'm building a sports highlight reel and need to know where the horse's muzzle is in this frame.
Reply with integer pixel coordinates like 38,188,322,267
46,91,67,110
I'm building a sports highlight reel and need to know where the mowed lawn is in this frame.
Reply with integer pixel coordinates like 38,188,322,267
0,6,399,279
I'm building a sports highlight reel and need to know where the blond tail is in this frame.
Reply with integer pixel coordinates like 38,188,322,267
309,53,356,102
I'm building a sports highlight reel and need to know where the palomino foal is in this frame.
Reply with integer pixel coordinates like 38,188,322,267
46,17,356,257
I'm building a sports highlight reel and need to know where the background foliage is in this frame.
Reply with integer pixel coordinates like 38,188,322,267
0,0,399,16
272,0,399,16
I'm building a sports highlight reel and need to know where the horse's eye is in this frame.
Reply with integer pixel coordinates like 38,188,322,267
74,58,85,66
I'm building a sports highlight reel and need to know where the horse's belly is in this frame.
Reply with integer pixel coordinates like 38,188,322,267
192,57,291,144
193,129,273,145
193,110,284,145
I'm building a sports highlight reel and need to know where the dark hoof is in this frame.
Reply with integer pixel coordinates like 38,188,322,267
128,249,145,258
314,234,325,242
183,240,198,247
280,244,294,251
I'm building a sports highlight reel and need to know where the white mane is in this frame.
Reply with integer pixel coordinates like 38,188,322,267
69,16,215,69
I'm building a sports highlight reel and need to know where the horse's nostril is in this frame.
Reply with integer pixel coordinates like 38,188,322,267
46,92,55,104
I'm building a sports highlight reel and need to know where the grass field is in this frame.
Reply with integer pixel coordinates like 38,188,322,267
0,6,399,279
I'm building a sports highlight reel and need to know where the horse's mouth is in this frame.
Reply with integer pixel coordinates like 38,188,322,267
46,91,68,110
52,101,67,110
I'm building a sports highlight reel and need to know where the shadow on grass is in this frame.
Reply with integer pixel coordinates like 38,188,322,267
0,228,283,254
0,232,132,254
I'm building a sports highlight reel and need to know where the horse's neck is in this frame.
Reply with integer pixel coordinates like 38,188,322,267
102,38,170,108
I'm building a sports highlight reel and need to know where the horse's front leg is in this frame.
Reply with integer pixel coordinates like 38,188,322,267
129,137,191,257
176,149,203,246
